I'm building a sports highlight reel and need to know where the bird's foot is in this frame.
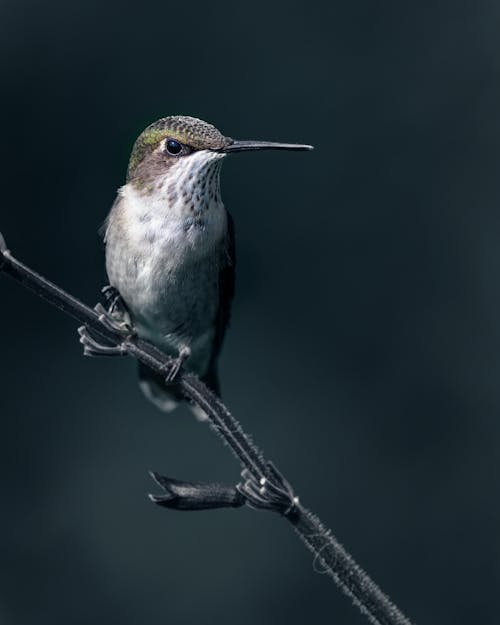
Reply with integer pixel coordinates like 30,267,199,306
237,462,300,518
93,301,134,336
98,285,132,329
101,285,126,316
78,289,136,358
165,345,191,383
78,325,129,357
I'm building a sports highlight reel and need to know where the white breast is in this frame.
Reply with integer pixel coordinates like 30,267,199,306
105,149,228,364
119,151,227,270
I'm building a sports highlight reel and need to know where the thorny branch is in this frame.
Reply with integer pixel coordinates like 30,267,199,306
0,231,414,625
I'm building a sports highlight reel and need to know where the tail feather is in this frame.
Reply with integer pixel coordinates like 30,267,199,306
138,362,181,413
137,362,220,420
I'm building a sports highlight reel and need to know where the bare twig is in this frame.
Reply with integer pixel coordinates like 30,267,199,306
0,231,414,625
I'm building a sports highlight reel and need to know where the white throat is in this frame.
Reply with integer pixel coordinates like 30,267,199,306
117,151,227,266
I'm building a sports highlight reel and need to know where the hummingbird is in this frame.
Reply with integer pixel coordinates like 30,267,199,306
103,115,313,416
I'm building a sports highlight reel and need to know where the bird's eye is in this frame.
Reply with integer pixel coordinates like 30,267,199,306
165,139,183,155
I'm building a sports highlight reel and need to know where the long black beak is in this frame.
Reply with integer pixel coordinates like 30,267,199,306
218,140,314,153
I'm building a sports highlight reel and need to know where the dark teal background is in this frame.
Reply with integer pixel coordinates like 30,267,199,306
1,1,499,624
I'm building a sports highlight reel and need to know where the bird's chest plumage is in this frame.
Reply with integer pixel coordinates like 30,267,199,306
105,161,228,372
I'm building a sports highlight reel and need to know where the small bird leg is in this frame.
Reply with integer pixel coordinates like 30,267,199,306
164,345,191,383
94,302,134,336
101,285,126,316
78,288,136,358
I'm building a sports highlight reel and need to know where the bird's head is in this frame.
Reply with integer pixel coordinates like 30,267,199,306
126,115,313,192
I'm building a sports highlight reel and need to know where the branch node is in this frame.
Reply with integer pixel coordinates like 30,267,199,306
238,462,300,519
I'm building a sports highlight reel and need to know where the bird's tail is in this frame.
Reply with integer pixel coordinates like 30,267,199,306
137,362,220,421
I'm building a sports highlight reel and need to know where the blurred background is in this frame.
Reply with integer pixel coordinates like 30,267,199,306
1,1,499,624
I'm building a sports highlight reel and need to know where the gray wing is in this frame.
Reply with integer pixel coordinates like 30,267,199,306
202,209,236,395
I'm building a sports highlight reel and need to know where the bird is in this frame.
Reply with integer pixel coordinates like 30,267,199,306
102,115,313,416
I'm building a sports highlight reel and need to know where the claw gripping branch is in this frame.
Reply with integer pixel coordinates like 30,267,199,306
0,232,414,625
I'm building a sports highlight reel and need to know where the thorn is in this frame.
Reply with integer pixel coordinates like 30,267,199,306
148,492,176,505
148,470,163,485
0,232,8,269
0,231,7,254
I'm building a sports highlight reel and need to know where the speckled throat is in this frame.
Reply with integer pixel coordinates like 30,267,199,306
107,152,227,292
